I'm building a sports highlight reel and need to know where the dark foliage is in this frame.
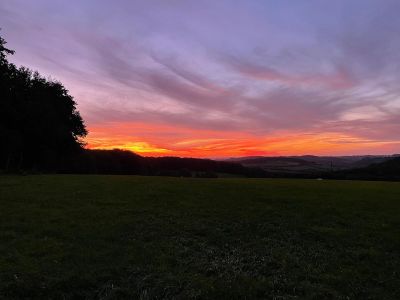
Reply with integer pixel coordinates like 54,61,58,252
0,33,87,172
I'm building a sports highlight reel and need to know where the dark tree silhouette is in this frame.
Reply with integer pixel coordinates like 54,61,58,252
0,33,87,172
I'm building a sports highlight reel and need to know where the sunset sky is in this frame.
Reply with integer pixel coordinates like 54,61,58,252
1,0,400,157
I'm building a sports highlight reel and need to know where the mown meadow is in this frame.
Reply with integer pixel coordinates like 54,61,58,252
0,175,399,299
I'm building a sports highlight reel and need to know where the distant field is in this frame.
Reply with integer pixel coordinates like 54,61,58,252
0,175,399,299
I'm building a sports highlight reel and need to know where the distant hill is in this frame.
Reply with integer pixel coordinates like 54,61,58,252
330,157,400,181
229,156,322,174
225,155,397,175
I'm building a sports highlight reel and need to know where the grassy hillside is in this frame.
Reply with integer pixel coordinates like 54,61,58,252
332,157,400,181
230,155,396,175
0,175,399,299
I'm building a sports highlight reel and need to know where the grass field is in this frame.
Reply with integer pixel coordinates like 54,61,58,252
0,175,399,299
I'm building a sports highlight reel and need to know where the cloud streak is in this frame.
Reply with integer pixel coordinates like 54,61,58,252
1,0,400,156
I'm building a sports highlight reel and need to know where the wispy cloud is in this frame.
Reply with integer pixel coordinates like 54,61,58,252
1,0,400,156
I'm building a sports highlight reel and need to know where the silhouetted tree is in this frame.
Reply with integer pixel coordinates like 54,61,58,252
0,33,87,172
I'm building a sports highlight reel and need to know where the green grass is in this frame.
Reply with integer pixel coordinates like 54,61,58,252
0,175,399,299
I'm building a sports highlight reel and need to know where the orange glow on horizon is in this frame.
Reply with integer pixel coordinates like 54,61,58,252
84,121,400,158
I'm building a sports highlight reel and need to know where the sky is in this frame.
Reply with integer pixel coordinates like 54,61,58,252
1,0,400,157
